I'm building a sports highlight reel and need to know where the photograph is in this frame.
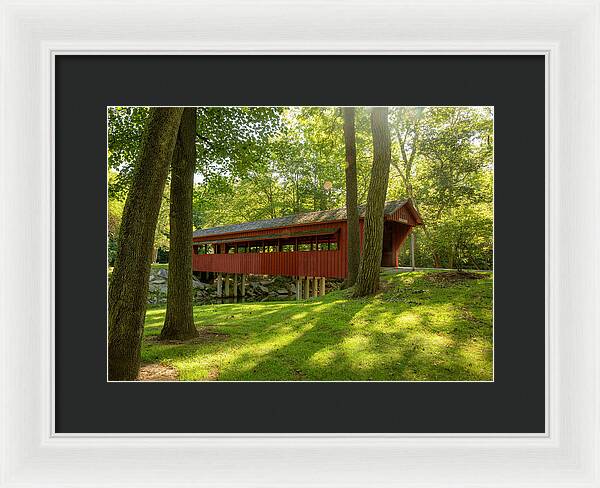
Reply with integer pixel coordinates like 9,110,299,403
5,0,599,482
107,105,494,382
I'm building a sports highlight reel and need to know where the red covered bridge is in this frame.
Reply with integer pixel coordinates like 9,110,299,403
192,200,422,298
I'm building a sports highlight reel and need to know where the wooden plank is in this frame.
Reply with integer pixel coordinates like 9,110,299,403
192,248,348,279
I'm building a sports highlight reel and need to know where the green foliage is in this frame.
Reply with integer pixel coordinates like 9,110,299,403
108,106,282,256
108,105,494,270
192,107,373,228
107,107,148,199
107,171,125,266
401,205,493,270
417,107,493,211
140,271,493,381
389,106,494,269
195,106,283,179
153,184,170,258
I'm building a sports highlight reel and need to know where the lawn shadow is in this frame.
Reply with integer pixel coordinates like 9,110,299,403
140,272,493,381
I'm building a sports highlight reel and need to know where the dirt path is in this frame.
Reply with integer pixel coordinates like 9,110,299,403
137,363,179,381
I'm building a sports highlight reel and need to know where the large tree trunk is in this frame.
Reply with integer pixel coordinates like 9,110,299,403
108,108,184,380
343,107,360,288
353,107,392,297
159,108,198,341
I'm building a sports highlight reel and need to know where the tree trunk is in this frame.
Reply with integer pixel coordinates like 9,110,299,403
353,107,392,297
160,108,198,341
108,108,184,380
342,107,360,288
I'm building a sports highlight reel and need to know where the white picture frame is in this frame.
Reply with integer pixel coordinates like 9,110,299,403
1,0,598,486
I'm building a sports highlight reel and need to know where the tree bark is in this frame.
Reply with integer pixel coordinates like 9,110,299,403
342,107,360,288
160,108,199,341
108,107,184,380
353,107,392,297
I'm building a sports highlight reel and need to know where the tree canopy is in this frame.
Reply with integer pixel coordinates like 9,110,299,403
108,105,494,270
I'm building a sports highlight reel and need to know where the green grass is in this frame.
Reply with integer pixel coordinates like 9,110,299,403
141,271,493,381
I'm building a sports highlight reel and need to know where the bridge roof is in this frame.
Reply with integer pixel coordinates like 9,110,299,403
193,199,421,239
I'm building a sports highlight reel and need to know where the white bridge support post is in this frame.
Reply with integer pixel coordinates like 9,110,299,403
224,274,230,297
304,276,310,299
241,274,246,297
216,272,223,297
410,232,416,270
296,277,302,301
233,274,238,298
320,277,326,296
312,277,318,297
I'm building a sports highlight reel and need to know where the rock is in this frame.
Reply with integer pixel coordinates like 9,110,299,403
277,288,288,295
257,285,269,294
157,268,168,278
289,283,296,293
192,281,209,289
151,277,167,284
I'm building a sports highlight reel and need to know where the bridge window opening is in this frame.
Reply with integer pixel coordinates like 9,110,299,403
194,232,339,255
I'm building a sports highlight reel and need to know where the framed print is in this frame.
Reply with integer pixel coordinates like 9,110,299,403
1,1,599,487
55,55,542,435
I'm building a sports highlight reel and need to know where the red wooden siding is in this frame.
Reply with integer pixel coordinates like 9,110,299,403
385,206,418,226
191,201,420,278
192,250,345,278
193,222,348,278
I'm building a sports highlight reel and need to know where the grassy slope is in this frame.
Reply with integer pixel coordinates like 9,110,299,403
142,271,493,381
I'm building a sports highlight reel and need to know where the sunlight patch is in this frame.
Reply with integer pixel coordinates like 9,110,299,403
309,348,337,366
342,334,371,352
